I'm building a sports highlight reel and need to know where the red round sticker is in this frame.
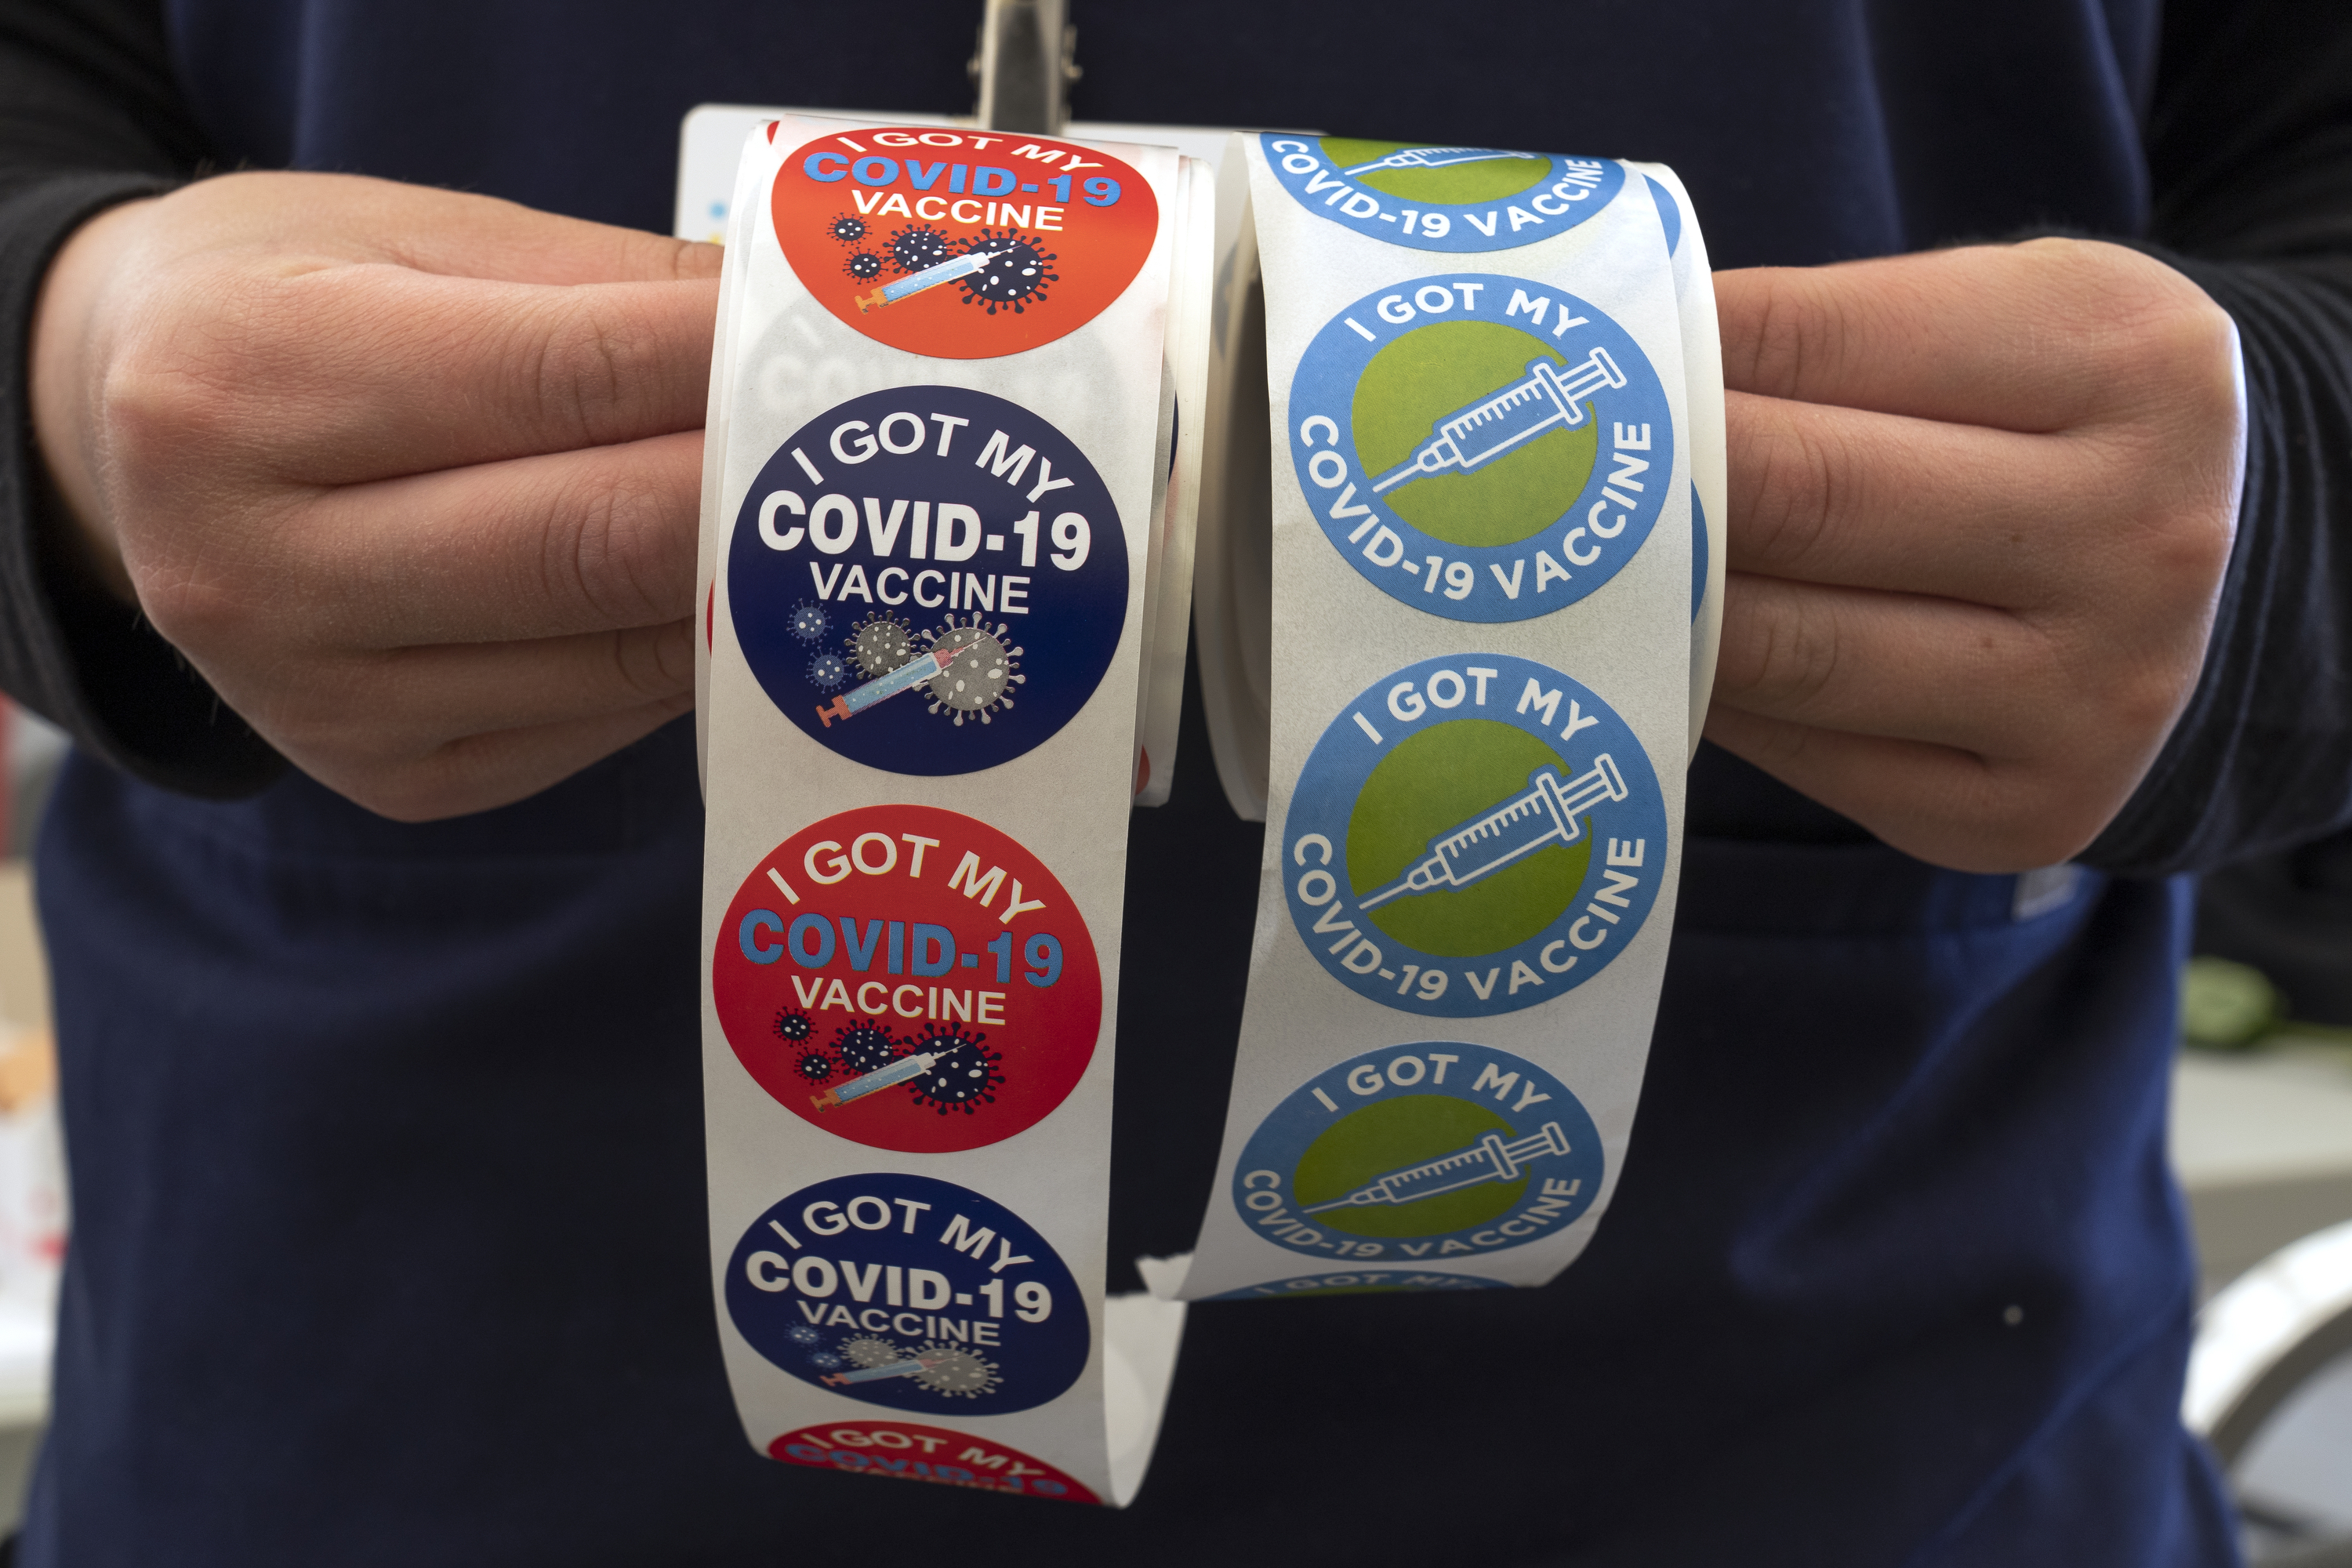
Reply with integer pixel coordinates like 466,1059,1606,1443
768,1420,1098,1503
775,125,1159,359
714,805,1102,1153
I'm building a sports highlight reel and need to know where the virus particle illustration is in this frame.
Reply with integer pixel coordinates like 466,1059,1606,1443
910,1344,1001,1399
807,651,849,691
843,250,884,281
826,214,869,244
830,1019,902,1076
957,230,1058,316
887,224,956,275
846,610,916,679
840,1336,902,1370
774,1007,814,1044
809,1352,844,1370
920,617,1025,726
902,1025,1005,1115
793,1049,837,1085
786,1324,823,1348
788,601,830,643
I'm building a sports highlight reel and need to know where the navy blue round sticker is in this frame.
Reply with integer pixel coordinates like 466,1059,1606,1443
729,387,1128,775
727,1172,1087,1417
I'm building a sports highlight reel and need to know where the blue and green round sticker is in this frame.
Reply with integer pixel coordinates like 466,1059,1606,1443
1283,654,1666,1018
1289,275,1674,622
1261,136,1623,252
1233,1043,1602,1265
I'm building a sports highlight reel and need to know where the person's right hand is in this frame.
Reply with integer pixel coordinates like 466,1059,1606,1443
30,171,720,820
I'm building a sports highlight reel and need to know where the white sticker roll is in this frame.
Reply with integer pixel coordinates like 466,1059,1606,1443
695,114,1207,1506
1151,136,1712,1303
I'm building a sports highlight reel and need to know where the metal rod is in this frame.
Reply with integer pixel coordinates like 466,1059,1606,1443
971,0,1076,135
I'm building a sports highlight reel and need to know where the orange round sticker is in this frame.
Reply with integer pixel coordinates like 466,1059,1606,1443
775,126,1159,360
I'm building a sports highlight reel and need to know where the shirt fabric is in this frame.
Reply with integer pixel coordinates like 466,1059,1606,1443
2,2,2349,1563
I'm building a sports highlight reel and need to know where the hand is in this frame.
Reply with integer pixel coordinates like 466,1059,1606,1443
30,171,720,820
1707,238,2245,873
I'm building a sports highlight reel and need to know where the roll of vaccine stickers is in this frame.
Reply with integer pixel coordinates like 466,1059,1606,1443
1147,136,1708,1304
696,114,1209,1506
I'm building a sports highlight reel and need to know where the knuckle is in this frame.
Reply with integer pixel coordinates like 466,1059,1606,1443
550,466,691,626
1722,583,1842,712
524,298,652,447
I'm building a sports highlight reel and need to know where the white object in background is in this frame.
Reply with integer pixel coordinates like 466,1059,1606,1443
2186,1215,2352,1464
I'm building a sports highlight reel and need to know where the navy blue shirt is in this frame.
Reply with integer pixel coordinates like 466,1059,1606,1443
4,1,2350,1562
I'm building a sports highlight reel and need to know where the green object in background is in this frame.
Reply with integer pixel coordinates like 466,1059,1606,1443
2181,956,2281,1049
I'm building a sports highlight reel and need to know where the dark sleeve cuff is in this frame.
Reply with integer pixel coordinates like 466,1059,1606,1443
2,171,287,798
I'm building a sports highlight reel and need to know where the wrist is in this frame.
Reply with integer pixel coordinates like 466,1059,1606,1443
29,197,154,604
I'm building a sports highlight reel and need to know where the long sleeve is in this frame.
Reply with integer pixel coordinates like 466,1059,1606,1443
2082,0,2352,873
0,0,284,797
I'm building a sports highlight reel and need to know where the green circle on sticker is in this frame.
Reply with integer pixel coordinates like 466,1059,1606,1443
1319,139,1551,205
1347,719,1592,956
1352,321,1599,549
1294,1095,1522,1237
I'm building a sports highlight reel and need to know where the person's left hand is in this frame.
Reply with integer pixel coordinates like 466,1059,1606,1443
1708,238,2245,873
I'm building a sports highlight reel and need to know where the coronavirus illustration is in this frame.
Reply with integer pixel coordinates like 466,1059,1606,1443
806,651,848,690
842,250,883,281
920,616,1024,726
957,229,1058,315
902,1025,1005,1115
826,214,868,244
846,610,916,679
793,1050,837,1085
816,1336,1004,1399
788,601,829,643
786,1324,823,1348
773,1008,813,1044
840,1335,900,1370
830,1020,901,1076
887,224,955,274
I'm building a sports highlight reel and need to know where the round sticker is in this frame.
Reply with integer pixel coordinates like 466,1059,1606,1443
1261,135,1622,252
728,387,1128,775
768,1420,1096,1503
776,126,1158,358
1206,1269,1507,1302
1283,654,1668,1018
714,805,1102,1153
728,1173,1087,1417
1289,275,1673,622
1233,1044,1602,1263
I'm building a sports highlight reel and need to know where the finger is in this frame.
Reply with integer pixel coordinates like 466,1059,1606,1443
1710,572,2049,755
1726,390,2089,609
310,695,695,824
211,172,724,288
1700,706,2103,873
149,265,720,484
279,431,702,648
364,620,697,743
1715,239,2227,433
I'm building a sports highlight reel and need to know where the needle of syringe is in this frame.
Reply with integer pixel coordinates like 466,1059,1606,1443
1355,756,1627,911
1339,146,1540,176
1302,1122,1573,1213
811,1051,942,1112
853,246,1002,314
816,647,957,728
1369,347,1627,495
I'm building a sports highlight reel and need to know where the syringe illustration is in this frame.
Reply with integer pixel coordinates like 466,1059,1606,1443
853,245,1004,313
815,647,956,728
1356,755,1627,910
810,1051,942,1112
1340,146,1542,176
1370,347,1625,495
1303,1121,1573,1214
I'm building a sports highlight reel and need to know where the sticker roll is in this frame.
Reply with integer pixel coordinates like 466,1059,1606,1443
1150,136,1719,1302
695,115,1208,1506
